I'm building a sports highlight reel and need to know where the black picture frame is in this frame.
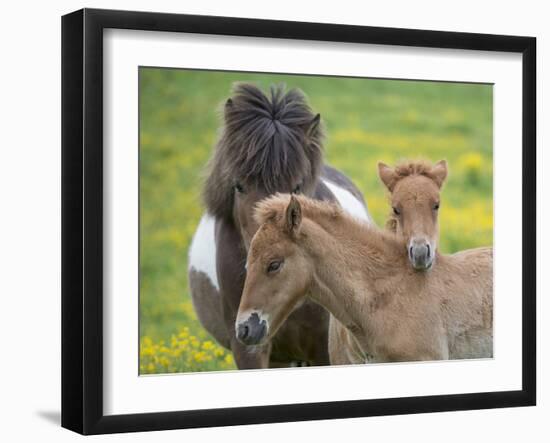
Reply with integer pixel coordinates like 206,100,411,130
61,8,537,435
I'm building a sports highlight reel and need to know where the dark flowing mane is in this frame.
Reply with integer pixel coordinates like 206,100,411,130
203,83,324,219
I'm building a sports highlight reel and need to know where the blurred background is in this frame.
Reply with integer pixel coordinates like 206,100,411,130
139,68,493,374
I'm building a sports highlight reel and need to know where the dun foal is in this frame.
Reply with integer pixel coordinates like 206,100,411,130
379,159,448,271
236,194,493,363
330,159,451,363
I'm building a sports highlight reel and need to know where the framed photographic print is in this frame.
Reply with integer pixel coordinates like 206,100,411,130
61,8,536,435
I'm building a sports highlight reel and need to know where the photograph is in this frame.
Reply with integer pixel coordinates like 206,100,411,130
138,68,494,374
58,6,537,435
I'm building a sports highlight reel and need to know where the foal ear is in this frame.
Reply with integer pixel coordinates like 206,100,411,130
378,162,397,191
431,160,448,188
306,114,321,138
285,195,302,234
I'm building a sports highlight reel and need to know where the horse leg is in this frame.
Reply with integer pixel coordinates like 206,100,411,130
230,337,271,369
189,268,231,349
328,315,365,365
188,214,232,349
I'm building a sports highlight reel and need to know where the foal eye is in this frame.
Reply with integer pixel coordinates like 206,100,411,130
292,184,302,194
267,260,283,274
392,207,401,216
433,202,440,210
234,183,245,194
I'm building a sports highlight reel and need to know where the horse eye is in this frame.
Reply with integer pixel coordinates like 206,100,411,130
292,184,302,194
267,260,283,274
392,207,401,216
434,202,440,210
234,183,244,194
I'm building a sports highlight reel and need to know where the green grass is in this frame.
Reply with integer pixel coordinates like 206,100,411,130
139,68,493,374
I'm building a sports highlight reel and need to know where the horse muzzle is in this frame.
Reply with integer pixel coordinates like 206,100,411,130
236,312,268,346
408,240,435,271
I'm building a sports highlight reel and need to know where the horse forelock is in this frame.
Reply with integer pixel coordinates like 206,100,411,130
253,193,290,226
203,83,324,219
253,193,342,227
393,160,440,185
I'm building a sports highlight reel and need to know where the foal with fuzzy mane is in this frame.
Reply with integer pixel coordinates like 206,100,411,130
379,159,448,271
236,194,493,363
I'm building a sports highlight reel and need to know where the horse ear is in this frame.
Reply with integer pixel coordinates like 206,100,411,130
223,98,233,121
285,195,302,234
307,114,321,138
378,162,396,191
431,160,448,188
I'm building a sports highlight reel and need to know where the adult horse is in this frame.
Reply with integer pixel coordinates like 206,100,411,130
188,83,370,369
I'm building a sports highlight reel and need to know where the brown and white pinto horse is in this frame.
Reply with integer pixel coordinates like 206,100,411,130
188,83,370,369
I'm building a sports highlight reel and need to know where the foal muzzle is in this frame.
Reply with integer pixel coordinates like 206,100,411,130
236,312,268,346
408,240,435,271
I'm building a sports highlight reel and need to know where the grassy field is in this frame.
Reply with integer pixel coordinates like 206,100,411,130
139,68,493,374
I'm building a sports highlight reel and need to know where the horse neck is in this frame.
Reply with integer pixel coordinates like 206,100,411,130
300,213,405,347
300,208,404,273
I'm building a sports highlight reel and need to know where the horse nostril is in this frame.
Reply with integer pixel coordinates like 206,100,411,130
409,246,413,259
426,244,431,259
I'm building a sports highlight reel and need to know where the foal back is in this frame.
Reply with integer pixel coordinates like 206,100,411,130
440,246,493,359
328,245,493,364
